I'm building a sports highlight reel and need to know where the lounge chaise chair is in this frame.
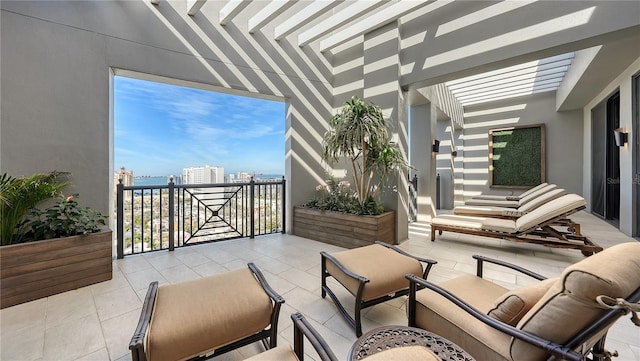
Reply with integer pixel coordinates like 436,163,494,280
454,188,566,218
431,194,602,256
470,182,549,201
464,183,557,208
406,242,640,361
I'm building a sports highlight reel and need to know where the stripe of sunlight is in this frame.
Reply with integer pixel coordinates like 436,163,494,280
463,118,520,129
333,56,364,75
275,0,343,40
447,63,570,93
248,0,298,34
461,133,488,141
452,72,566,97
220,0,252,26
461,180,489,186
320,0,436,52
463,104,527,118
455,80,562,101
423,7,595,69
462,168,489,174
435,0,538,37
463,86,559,106
462,145,489,152
462,157,489,163
365,81,401,98
289,105,328,157
298,0,390,47
333,81,365,98
195,18,332,124
146,1,231,88
445,53,574,87
184,17,269,95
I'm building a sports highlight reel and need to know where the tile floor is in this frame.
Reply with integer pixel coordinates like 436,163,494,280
1,211,638,361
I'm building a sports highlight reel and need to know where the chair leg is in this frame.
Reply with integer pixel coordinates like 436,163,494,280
321,254,327,299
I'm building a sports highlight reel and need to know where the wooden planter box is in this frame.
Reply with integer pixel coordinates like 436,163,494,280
293,207,395,249
0,229,113,309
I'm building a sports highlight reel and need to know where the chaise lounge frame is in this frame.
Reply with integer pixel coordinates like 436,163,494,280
129,263,284,361
432,205,602,256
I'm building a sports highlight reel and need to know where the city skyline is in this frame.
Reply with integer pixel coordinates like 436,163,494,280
114,76,285,177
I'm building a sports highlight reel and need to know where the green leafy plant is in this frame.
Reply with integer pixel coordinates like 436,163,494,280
0,171,70,245
305,175,384,215
318,96,409,213
21,194,106,242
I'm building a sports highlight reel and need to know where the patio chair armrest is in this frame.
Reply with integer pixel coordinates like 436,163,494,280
291,312,339,361
129,281,159,361
320,251,369,283
472,255,546,280
375,241,438,278
405,274,582,361
248,262,285,348
249,262,285,305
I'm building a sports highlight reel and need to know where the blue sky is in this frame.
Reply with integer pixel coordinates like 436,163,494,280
114,76,285,177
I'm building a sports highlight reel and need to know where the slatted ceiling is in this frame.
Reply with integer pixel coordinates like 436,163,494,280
155,0,577,107
446,52,575,106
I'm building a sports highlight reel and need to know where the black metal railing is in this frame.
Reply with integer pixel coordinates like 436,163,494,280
116,177,286,258
409,174,418,223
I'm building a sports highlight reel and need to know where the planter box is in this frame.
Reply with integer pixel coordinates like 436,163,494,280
293,207,395,249
0,229,113,309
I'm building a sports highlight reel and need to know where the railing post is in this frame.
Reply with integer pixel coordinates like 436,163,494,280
281,176,286,234
250,177,255,239
168,177,175,252
117,178,124,259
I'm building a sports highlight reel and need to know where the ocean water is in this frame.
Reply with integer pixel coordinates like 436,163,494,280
134,176,169,186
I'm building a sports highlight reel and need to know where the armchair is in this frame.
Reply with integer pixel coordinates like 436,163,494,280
406,242,640,361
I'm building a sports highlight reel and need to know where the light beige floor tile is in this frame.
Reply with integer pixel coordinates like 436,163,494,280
0,322,44,361
123,267,168,290
89,270,131,297
75,347,111,361
279,267,320,293
0,297,46,333
191,261,229,277
115,256,152,275
45,288,96,329
94,287,141,322
100,308,141,361
43,313,104,361
158,263,201,283
174,251,211,267
145,253,185,270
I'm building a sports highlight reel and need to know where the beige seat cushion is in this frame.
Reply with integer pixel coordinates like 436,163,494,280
362,346,441,360
488,278,557,326
432,214,516,233
511,242,640,360
516,184,557,206
413,275,512,361
243,345,299,361
464,198,520,207
147,268,273,361
515,194,585,232
517,189,566,213
326,244,423,301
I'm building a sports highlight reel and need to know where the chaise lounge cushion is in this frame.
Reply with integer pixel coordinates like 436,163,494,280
515,194,585,232
325,244,423,301
510,242,640,360
488,278,557,326
146,268,273,361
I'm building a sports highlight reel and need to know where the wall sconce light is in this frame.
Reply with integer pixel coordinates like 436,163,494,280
451,150,458,158
614,128,628,146
432,139,440,153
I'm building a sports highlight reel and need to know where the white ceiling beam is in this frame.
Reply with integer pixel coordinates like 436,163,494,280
274,0,342,41
248,0,298,34
187,0,207,16
297,1,389,47
220,0,252,25
319,0,435,52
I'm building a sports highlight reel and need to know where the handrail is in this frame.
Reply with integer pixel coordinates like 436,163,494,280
117,177,285,258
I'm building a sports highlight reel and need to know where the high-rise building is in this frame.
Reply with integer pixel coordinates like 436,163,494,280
236,171,252,182
114,166,134,192
182,165,224,184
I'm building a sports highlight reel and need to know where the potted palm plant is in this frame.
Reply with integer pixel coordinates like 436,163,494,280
0,171,112,309
293,96,409,248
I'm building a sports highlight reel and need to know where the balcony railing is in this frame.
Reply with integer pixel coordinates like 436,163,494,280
116,178,286,258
